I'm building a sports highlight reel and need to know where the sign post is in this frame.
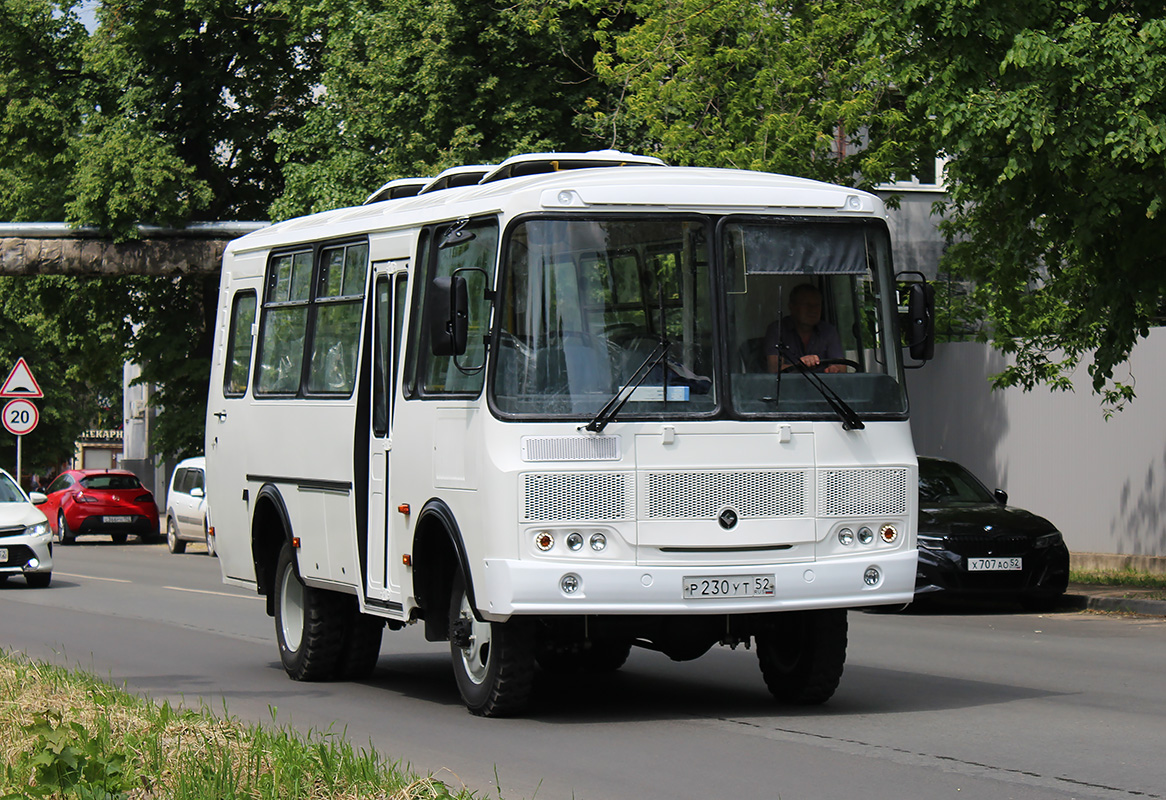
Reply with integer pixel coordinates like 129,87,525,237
2,359,43,486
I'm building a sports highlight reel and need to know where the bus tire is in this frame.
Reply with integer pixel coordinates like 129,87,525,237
334,607,384,680
448,569,535,717
756,609,847,705
274,542,345,681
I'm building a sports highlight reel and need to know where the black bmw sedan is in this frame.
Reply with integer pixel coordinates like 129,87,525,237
915,457,1070,608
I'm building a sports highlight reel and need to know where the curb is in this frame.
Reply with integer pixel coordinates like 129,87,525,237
1062,593,1166,617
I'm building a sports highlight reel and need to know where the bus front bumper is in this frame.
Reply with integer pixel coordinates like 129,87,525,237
475,549,918,620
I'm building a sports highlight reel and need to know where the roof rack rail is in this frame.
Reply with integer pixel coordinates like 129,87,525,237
418,165,492,195
363,178,428,205
480,150,666,184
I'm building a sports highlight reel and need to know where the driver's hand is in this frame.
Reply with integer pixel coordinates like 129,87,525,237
823,364,845,374
799,354,820,368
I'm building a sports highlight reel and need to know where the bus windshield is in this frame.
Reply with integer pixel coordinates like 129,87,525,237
491,215,906,421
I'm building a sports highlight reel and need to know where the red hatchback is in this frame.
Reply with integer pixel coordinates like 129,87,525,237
43,469,160,544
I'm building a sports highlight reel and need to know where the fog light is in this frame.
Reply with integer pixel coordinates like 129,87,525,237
24,558,40,570
560,574,581,594
838,528,854,546
590,533,607,551
858,526,874,545
864,567,881,586
534,531,554,551
566,532,584,551
879,524,899,543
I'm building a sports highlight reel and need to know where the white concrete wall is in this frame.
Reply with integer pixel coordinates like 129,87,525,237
908,329,1166,559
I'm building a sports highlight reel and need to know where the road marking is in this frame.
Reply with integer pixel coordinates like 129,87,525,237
55,572,132,584
164,585,261,600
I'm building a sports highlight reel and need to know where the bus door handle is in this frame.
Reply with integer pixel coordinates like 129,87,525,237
213,411,227,421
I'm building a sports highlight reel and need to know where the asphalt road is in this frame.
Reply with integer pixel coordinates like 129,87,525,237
2,542,1164,800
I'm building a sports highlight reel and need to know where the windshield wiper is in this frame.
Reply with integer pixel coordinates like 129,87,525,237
778,344,865,431
582,339,670,433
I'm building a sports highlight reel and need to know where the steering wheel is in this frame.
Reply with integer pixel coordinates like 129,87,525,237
781,358,862,374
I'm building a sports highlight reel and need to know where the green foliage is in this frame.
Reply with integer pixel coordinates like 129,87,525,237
874,0,1166,408
65,116,213,242
0,277,126,477
85,0,325,224
0,0,87,221
570,0,926,188
269,0,607,218
20,711,135,799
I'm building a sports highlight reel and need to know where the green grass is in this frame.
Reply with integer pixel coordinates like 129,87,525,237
1070,569,1166,590
0,651,481,800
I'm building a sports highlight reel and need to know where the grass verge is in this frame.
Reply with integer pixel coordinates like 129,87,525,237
0,650,478,799
1069,569,1166,591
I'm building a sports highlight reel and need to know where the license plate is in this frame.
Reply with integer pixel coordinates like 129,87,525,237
0,547,7,563
103,515,133,524
968,557,1022,571
684,575,775,599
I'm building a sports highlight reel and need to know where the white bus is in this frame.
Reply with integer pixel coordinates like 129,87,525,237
206,151,933,716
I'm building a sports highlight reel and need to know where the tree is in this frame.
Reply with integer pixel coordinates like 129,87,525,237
0,276,127,478
0,0,87,221
572,0,925,189
873,0,1166,407
269,0,609,217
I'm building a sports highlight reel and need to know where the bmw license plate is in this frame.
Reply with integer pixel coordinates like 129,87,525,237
104,515,133,524
684,575,775,599
967,557,1022,571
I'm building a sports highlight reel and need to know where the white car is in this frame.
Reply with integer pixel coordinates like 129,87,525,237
164,456,214,556
0,468,53,587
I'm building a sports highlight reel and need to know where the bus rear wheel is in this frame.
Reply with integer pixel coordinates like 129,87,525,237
756,609,848,705
274,542,345,681
448,570,534,717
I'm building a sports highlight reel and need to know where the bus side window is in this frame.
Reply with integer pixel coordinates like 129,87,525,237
306,243,367,394
224,291,257,397
256,250,313,394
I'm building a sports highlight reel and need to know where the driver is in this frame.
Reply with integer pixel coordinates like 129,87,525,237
765,283,845,373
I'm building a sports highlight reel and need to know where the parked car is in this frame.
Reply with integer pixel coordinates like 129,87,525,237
915,456,1070,608
42,469,160,545
0,468,53,587
165,456,213,556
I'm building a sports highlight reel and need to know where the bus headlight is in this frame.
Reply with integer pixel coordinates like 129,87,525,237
838,528,854,546
590,533,607,551
858,526,874,545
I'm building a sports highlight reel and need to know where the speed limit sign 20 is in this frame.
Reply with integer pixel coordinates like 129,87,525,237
3,398,39,435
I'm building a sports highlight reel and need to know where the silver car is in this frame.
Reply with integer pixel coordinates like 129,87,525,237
165,456,213,556
0,468,53,587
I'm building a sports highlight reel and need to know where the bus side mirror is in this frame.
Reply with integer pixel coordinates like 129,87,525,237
906,281,935,362
430,275,468,356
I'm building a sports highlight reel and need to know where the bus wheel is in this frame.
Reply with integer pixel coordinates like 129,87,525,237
334,608,384,680
274,542,344,681
448,570,534,717
756,609,847,705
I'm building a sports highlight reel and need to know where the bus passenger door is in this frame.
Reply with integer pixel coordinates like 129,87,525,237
365,267,408,609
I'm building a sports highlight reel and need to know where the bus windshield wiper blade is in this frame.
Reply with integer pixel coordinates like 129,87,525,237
780,347,865,431
583,340,670,433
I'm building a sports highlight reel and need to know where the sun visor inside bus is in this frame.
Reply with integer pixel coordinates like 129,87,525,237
737,224,869,275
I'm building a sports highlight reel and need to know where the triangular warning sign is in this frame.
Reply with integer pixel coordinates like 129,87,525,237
1,358,43,398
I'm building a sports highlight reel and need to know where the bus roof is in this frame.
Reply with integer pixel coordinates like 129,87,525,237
229,162,884,256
